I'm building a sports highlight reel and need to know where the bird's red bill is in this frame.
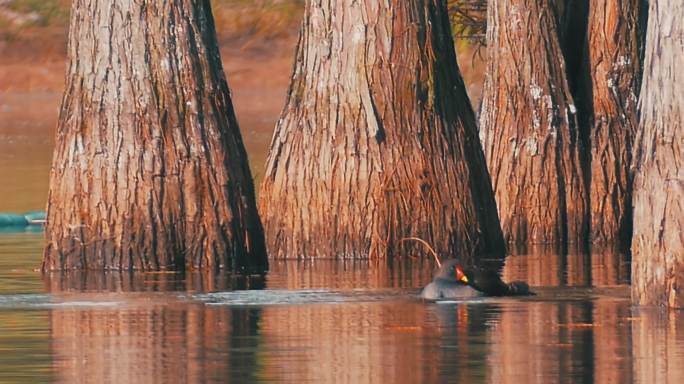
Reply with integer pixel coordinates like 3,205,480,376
455,266,468,284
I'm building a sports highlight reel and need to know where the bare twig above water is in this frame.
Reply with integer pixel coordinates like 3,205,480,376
399,237,442,268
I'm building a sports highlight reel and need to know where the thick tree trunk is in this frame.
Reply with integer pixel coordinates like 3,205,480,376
580,0,641,250
479,0,589,246
631,0,683,308
42,1,267,272
259,0,504,260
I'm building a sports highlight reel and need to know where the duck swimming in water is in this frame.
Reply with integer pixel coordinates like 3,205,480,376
421,259,533,300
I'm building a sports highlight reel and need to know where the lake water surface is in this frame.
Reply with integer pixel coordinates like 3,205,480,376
1,231,683,383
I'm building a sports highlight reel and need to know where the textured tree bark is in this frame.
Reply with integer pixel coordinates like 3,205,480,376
479,0,588,246
579,0,641,250
42,1,268,272
259,0,504,260
631,0,684,308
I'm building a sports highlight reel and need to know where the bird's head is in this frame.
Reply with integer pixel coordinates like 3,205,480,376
434,259,471,285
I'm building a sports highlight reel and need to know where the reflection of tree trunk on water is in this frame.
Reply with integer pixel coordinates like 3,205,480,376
490,303,558,383
43,1,267,272
42,271,265,293
564,251,591,287
590,251,630,286
259,302,437,382
228,308,263,382
429,304,501,381
631,0,684,308
266,259,434,290
502,245,568,287
259,0,504,262
488,301,601,383
48,303,263,383
502,246,629,287
594,301,632,384
632,310,684,383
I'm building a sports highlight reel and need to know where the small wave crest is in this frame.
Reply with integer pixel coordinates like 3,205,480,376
192,289,415,306
0,293,123,309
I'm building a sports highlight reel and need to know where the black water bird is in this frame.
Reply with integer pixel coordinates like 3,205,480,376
421,259,533,299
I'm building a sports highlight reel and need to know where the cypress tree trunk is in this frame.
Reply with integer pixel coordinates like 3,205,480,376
479,0,588,246
631,0,683,308
42,1,267,272
581,0,641,249
259,0,504,260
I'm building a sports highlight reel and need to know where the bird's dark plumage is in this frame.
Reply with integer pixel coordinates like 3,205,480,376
421,259,534,299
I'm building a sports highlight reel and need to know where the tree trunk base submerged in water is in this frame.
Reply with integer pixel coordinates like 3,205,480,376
42,1,267,272
631,0,684,308
259,0,505,261
479,0,589,247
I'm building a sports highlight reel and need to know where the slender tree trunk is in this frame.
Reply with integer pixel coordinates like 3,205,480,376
42,1,267,272
631,0,683,308
479,0,589,246
579,0,641,250
259,0,504,260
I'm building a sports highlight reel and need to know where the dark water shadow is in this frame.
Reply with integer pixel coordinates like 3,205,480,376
265,258,436,290
502,244,630,287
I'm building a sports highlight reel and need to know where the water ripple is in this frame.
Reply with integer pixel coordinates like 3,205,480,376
191,288,418,306
0,293,123,309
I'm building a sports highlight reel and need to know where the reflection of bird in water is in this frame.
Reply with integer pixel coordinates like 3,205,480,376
421,259,533,300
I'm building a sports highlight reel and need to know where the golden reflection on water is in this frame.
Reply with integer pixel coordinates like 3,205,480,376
502,245,630,287
633,309,684,384
41,287,684,384
49,303,265,383
23,258,676,384
266,259,435,289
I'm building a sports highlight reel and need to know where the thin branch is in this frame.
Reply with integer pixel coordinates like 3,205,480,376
399,237,442,268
